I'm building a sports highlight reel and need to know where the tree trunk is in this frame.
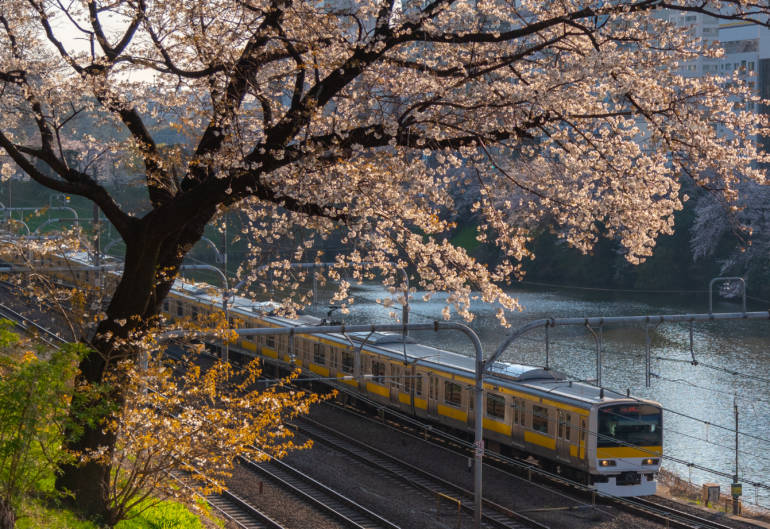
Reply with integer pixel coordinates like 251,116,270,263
55,210,213,521
55,230,167,521
0,497,15,529
54,349,115,522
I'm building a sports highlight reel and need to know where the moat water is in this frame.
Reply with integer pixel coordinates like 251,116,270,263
306,283,770,508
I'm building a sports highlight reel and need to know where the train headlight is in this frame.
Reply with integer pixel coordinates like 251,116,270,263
642,458,659,465
599,460,616,467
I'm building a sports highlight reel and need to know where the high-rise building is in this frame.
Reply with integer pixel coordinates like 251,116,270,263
672,12,770,148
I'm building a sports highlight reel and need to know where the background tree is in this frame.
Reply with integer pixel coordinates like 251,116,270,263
1,0,770,520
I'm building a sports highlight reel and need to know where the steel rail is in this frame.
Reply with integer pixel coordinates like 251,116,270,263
292,416,541,529
629,496,744,529
238,452,402,529
0,300,67,349
170,471,285,529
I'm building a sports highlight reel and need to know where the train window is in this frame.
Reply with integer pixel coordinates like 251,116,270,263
191,306,198,320
532,405,549,434
372,360,386,383
329,348,339,370
341,351,354,373
391,365,402,389
444,381,462,407
404,371,422,395
598,404,662,448
177,302,184,317
486,393,505,419
580,418,586,442
297,338,309,359
163,300,169,313
313,343,325,365
565,414,572,440
266,335,276,349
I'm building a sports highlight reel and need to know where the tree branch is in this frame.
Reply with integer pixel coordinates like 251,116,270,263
0,132,137,238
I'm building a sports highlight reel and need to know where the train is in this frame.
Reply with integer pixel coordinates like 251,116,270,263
0,240,663,497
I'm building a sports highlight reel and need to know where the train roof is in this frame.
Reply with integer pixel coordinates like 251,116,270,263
170,280,650,409
36,251,655,411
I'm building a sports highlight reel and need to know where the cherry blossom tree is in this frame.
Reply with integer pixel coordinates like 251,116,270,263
1,0,770,520
690,178,770,291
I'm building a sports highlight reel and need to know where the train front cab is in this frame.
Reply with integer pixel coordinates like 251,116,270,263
590,402,662,497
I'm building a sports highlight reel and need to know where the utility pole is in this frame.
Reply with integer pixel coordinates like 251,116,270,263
732,395,741,515
93,202,101,274
223,212,229,363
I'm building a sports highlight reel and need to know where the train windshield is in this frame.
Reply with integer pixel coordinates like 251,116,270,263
598,404,662,448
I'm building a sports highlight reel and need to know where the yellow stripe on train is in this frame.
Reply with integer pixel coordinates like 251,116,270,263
397,393,428,410
366,382,389,398
309,364,329,377
482,417,511,436
524,431,556,450
437,404,467,422
239,341,257,353
597,446,662,458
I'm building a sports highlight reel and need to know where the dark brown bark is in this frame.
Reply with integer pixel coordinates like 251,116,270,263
0,497,15,529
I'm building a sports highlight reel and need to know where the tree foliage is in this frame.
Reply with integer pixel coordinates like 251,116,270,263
0,321,81,529
2,0,770,518
88,355,326,526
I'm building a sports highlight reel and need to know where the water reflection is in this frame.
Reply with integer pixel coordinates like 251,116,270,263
308,284,770,507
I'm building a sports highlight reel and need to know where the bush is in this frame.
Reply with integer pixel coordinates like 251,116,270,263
0,320,83,529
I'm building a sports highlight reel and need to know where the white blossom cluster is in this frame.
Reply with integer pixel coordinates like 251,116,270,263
1,0,769,325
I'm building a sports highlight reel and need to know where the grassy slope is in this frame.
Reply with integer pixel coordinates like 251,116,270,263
17,496,213,529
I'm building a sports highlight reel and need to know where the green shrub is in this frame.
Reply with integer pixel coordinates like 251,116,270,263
115,500,204,529
0,321,84,528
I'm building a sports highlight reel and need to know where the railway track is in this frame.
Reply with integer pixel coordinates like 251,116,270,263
291,416,546,529
238,452,402,529
171,471,286,529
204,490,286,529
626,496,744,529
0,297,66,349
313,393,765,529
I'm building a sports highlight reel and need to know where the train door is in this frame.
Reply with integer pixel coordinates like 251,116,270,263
358,355,368,392
466,386,474,428
428,374,438,415
578,416,587,460
389,364,401,403
511,398,525,446
556,410,572,461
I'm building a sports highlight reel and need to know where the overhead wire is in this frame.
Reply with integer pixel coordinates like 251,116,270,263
515,279,710,295
655,356,770,384
537,337,770,447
